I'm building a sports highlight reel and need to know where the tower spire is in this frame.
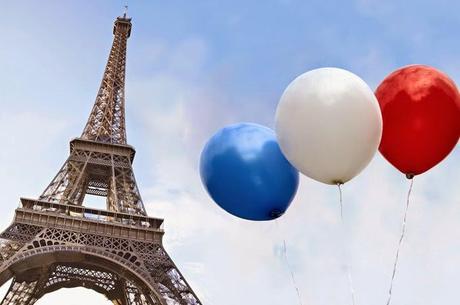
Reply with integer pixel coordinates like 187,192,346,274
81,15,132,144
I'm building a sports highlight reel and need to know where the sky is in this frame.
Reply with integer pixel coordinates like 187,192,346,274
0,1,459,305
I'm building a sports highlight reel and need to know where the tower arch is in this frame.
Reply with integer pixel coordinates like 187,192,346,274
0,246,163,305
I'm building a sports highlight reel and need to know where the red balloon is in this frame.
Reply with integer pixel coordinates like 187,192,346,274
375,65,460,177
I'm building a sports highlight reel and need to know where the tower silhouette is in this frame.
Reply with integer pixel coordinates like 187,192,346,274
0,13,202,305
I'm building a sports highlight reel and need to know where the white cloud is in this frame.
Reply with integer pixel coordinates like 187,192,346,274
123,31,460,305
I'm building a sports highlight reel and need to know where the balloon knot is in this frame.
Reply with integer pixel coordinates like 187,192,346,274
270,209,284,219
405,173,415,179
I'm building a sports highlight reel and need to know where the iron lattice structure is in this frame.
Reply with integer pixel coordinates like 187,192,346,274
0,14,202,305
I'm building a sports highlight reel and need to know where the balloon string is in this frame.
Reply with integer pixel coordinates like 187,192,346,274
275,219,304,305
385,178,414,305
337,183,356,305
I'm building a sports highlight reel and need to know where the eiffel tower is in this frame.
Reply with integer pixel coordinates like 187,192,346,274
0,12,202,305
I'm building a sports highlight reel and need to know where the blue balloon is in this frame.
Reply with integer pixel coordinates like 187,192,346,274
200,123,299,221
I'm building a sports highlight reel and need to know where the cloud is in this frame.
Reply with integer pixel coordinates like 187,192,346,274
123,27,460,305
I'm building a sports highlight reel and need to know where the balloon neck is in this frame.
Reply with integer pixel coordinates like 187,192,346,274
270,209,284,219
405,173,415,179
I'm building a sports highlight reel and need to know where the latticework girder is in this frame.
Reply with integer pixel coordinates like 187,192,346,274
1,280,38,305
0,219,201,304
81,16,130,144
39,141,146,214
0,264,161,305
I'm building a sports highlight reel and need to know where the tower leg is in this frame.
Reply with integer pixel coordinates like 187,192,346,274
1,279,39,305
122,280,156,305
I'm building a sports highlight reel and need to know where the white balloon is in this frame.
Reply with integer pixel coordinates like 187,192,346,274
275,67,382,185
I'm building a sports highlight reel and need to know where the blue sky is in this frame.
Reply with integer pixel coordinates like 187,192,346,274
0,1,459,305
